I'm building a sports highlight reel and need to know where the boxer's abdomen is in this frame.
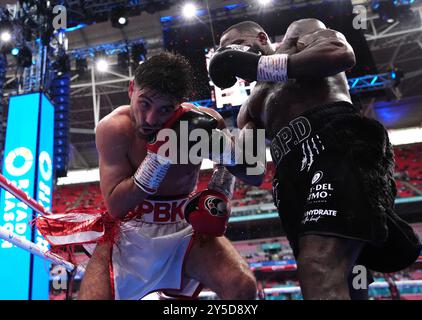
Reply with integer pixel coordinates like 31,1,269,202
246,73,351,139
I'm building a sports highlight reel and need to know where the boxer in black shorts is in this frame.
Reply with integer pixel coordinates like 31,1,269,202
209,19,421,299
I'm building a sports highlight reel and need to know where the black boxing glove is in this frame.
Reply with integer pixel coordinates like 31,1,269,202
150,105,223,164
133,106,215,194
149,104,240,166
209,45,262,89
209,44,290,89
176,105,219,135
172,104,239,166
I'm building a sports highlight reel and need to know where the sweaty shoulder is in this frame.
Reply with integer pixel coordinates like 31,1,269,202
95,105,132,153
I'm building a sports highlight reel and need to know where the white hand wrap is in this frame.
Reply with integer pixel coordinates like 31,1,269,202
257,54,289,82
220,135,237,166
132,151,172,194
208,165,235,199
210,130,239,166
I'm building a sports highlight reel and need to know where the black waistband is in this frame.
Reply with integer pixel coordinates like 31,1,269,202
270,101,359,168
298,101,359,132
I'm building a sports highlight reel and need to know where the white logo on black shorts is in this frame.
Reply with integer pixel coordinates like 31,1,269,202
271,116,312,166
312,171,323,185
302,209,337,224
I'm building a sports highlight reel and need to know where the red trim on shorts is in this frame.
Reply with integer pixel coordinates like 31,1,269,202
109,245,116,299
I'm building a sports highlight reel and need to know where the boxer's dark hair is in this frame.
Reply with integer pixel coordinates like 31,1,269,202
221,21,265,37
134,51,193,101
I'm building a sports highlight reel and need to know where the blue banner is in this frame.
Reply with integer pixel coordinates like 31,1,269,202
31,94,54,300
0,93,54,300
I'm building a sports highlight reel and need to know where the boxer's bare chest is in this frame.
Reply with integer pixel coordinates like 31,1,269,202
127,134,201,196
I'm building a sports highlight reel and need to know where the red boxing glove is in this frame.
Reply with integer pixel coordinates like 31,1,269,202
146,106,188,153
133,106,192,194
146,104,218,160
184,190,231,237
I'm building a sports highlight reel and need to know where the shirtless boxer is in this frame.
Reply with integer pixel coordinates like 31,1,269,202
78,52,258,300
209,19,421,299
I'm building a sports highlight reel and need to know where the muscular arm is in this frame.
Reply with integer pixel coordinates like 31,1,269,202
288,27,356,79
96,118,148,219
232,120,265,186
203,107,265,186
236,102,251,129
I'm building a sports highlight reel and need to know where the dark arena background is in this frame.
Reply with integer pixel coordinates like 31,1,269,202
0,0,421,301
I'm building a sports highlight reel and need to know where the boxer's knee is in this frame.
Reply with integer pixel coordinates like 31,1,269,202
220,269,257,300
297,251,337,283
296,235,365,299
297,251,349,299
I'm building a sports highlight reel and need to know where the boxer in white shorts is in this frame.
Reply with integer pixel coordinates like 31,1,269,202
107,196,199,300
76,52,263,300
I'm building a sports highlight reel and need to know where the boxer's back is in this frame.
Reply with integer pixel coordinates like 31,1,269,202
243,39,352,139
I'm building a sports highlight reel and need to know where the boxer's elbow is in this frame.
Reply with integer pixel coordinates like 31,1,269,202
248,173,265,187
101,188,116,218
105,197,125,219
231,167,265,187
330,43,356,73
244,163,266,186
339,48,356,70
104,189,132,219
238,171,265,187
237,176,263,187
226,164,265,186
104,177,149,219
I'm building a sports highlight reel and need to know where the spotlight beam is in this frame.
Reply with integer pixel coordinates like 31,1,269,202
0,31,11,42
96,59,109,72
182,3,197,19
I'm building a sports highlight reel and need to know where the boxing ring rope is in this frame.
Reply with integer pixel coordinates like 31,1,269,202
0,174,51,216
0,174,83,274
0,226,81,273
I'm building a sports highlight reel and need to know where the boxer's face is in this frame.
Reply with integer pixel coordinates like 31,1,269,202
129,81,179,139
220,29,274,55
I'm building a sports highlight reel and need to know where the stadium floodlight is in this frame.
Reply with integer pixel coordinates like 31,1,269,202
183,3,198,19
96,59,109,72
